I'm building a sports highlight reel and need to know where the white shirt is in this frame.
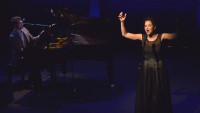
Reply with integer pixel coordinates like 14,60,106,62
17,29,26,47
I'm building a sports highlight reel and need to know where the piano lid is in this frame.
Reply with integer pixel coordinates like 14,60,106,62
39,7,118,49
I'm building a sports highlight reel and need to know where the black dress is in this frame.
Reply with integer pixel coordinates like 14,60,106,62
135,34,173,113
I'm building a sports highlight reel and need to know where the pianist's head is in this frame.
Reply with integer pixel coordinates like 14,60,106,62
10,16,23,30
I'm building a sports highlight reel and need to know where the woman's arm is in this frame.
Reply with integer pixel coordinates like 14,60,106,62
119,12,142,40
161,17,179,41
161,33,177,40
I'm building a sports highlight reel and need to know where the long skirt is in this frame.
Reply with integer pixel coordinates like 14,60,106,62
135,59,173,113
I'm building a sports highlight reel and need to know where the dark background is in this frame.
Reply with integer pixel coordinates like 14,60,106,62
1,0,200,49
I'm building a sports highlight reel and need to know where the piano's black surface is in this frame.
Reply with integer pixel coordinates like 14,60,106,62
28,13,119,86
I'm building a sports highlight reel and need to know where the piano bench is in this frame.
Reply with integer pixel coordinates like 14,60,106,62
6,64,25,82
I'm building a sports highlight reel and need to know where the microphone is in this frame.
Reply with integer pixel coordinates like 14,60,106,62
22,18,33,26
23,22,49,27
152,44,158,62
22,17,55,27
22,18,26,23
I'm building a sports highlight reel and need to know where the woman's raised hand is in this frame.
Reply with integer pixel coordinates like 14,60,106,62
118,12,127,22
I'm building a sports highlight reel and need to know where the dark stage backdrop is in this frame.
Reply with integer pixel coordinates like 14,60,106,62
100,0,198,46
1,0,199,48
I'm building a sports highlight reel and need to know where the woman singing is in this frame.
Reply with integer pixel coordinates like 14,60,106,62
118,12,178,113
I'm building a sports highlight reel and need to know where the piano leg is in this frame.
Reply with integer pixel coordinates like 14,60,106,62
50,65,57,83
107,59,115,87
61,62,67,74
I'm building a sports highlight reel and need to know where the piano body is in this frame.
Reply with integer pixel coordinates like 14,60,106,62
31,9,118,87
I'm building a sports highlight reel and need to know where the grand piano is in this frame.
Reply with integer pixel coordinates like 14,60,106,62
27,8,119,87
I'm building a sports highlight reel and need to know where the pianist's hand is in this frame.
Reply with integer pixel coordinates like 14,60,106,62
39,30,45,36
118,12,127,22
36,30,45,39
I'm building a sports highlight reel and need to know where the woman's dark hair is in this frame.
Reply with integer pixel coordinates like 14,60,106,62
144,17,156,27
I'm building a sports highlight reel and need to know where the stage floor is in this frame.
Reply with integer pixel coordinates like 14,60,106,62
0,48,200,113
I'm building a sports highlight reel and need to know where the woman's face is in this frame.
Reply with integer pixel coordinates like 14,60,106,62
144,20,156,36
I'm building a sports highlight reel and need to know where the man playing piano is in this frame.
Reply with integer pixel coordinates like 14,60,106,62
9,16,44,88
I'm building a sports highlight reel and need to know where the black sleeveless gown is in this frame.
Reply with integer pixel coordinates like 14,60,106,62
135,34,173,113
